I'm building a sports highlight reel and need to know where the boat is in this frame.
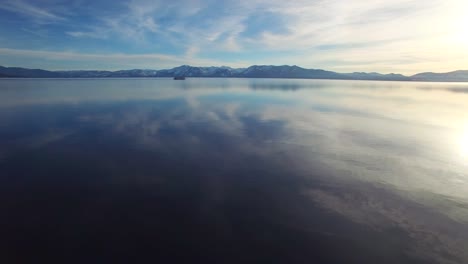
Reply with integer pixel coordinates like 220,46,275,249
173,76,185,80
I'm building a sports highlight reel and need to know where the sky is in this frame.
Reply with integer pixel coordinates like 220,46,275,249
0,0,467,74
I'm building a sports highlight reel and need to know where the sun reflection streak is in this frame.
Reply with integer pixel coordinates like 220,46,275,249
460,125,468,158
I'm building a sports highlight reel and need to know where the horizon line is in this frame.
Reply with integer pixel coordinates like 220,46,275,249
2,64,468,76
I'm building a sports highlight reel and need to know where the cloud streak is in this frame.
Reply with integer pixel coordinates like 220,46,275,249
0,0,467,73
0,0,65,22
0,48,248,70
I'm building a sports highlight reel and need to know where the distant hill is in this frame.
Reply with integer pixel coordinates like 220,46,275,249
0,72,14,78
0,65,467,82
411,70,468,82
344,72,410,81
0,66,59,78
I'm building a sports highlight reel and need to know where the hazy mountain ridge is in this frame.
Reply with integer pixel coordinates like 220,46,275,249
344,72,410,81
411,70,468,82
0,65,467,82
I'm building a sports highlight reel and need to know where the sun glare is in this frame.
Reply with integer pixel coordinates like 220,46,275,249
453,11,468,46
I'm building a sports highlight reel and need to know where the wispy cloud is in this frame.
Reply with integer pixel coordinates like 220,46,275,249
66,30,108,39
0,0,65,22
66,4,159,44
0,48,249,70
0,0,467,73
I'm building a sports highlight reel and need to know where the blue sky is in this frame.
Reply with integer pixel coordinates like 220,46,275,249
0,0,467,73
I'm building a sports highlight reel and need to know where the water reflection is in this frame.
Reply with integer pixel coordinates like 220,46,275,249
1,78,468,263
247,79,330,91
459,124,468,158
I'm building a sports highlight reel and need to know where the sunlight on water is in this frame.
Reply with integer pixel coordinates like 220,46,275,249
1,79,468,263
460,124,468,159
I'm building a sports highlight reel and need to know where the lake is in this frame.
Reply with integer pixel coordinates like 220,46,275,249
1,78,467,263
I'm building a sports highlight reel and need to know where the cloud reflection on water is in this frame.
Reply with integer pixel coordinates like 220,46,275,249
1,78,468,263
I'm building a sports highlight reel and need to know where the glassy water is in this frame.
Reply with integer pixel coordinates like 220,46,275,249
1,78,467,263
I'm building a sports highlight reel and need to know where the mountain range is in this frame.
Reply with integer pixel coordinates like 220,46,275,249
1,65,467,82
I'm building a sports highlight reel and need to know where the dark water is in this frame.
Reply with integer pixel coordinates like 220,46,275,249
1,78,468,263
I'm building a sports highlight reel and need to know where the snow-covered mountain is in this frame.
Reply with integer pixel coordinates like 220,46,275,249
155,65,244,77
344,72,410,81
1,65,467,82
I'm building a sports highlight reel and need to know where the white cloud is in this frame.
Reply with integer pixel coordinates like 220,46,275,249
141,17,158,33
2,0,468,73
223,0,468,73
66,30,108,39
0,0,65,22
0,48,248,70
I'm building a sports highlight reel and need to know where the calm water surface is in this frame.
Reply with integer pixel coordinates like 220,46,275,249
1,78,468,263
